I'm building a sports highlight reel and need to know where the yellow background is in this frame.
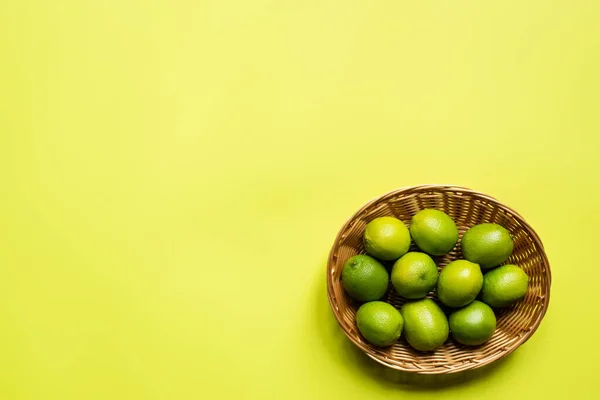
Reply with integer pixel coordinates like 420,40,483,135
1,1,599,399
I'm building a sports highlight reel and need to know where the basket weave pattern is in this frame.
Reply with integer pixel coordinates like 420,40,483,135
327,185,551,374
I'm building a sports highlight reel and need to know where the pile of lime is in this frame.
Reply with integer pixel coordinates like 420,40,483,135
341,210,529,350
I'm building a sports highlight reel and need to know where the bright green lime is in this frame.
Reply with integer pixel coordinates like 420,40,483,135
391,252,438,299
410,209,458,256
481,264,529,307
356,301,403,347
461,223,514,268
400,299,449,351
341,255,389,302
363,216,411,261
449,300,496,345
437,260,483,308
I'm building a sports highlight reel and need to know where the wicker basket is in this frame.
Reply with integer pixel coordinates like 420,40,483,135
327,185,551,374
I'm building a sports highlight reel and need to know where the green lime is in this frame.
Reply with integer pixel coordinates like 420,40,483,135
356,301,403,347
461,223,514,269
481,264,529,307
391,252,438,299
437,260,483,308
449,300,496,345
400,299,449,351
363,216,411,261
410,209,458,256
341,255,389,302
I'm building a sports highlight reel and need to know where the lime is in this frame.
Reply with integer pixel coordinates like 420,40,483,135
391,252,438,299
356,301,403,347
449,300,496,345
400,299,449,351
480,264,529,307
410,209,458,256
341,255,389,302
363,216,411,261
461,223,514,268
437,260,483,308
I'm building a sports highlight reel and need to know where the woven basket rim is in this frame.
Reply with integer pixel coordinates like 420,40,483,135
326,184,551,374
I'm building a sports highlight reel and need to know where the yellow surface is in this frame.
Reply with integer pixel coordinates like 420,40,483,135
1,1,599,399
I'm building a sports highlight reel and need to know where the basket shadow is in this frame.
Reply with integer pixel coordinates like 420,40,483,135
343,338,511,390
316,259,514,391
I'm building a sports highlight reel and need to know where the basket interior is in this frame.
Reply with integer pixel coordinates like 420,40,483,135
327,186,550,374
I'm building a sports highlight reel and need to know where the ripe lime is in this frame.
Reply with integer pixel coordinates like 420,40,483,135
461,223,514,268
356,301,403,347
481,264,529,307
410,209,458,256
449,300,496,345
437,260,483,308
391,252,438,299
400,299,449,351
341,255,389,302
363,216,411,261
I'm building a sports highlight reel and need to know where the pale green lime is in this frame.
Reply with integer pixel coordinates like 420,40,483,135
410,209,458,256
400,299,449,351
391,252,438,299
481,264,529,307
461,223,514,268
437,260,483,308
363,217,411,261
